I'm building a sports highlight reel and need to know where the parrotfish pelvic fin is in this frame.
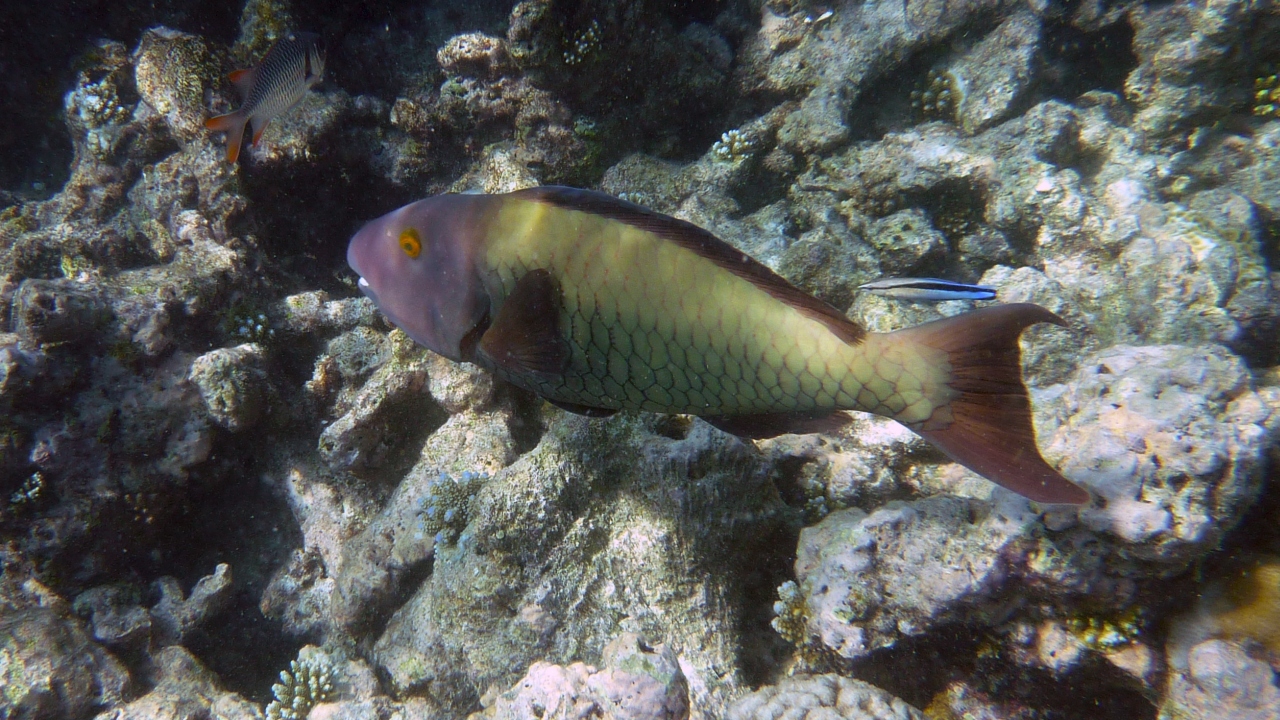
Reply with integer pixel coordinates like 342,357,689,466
897,304,1090,505
476,268,570,380
549,399,618,418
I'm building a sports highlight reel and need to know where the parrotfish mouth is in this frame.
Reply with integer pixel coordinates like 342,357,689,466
356,276,376,303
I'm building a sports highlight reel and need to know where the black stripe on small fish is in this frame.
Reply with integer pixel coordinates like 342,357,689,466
858,278,997,302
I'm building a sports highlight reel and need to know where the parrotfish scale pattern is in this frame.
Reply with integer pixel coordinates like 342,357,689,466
483,199,951,425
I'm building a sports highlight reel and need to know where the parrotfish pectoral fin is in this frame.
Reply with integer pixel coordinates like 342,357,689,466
900,304,1091,505
477,268,570,379
548,399,618,418
702,411,852,439
204,111,247,163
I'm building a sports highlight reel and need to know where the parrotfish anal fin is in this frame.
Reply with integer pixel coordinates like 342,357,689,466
901,304,1091,505
477,268,570,379
520,186,866,345
548,399,617,417
702,411,851,439
229,68,255,95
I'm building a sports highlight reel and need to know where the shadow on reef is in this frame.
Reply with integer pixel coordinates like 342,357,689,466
1039,14,1137,103
846,624,1158,719
147,452,306,702
238,129,420,297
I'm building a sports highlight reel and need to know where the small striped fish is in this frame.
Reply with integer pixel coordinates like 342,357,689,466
859,278,997,302
205,32,325,163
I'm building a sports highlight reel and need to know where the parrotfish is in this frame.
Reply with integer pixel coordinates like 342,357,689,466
859,277,997,302
204,31,325,163
347,187,1089,504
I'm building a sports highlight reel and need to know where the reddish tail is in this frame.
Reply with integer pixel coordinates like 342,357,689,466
204,111,246,163
896,303,1090,505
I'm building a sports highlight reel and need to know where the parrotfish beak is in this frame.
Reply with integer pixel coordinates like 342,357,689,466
346,225,381,307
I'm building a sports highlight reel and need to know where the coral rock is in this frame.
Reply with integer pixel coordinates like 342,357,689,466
1157,639,1280,720
188,343,270,431
726,674,924,720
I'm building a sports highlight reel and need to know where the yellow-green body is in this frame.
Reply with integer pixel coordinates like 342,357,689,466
477,197,952,426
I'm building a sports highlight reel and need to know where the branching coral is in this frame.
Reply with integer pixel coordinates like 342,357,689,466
418,470,488,545
564,20,602,66
712,129,755,162
264,653,337,720
771,580,809,646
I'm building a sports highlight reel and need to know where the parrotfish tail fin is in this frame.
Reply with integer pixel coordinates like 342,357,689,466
899,303,1090,505
204,112,246,163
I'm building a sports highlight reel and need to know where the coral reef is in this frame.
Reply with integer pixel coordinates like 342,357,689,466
1157,639,1280,720
910,69,959,124
1,0,1280,718
726,674,924,720
471,633,689,720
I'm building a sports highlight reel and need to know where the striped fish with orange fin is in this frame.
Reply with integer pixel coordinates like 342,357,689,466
347,187,1090,504
205,31,325,163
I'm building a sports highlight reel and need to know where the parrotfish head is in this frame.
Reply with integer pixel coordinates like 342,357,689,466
347,195,492,361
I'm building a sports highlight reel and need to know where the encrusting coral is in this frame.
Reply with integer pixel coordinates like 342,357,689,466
1254,69,1280,119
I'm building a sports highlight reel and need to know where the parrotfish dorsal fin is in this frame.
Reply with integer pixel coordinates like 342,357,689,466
518,186,867,346
476,268,570,379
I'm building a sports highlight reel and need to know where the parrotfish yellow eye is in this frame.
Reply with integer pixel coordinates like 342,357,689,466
399,228,422,258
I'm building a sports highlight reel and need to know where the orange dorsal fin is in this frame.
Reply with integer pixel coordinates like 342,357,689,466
518,186,866,345
229,68,255,95
897,304,1090,504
